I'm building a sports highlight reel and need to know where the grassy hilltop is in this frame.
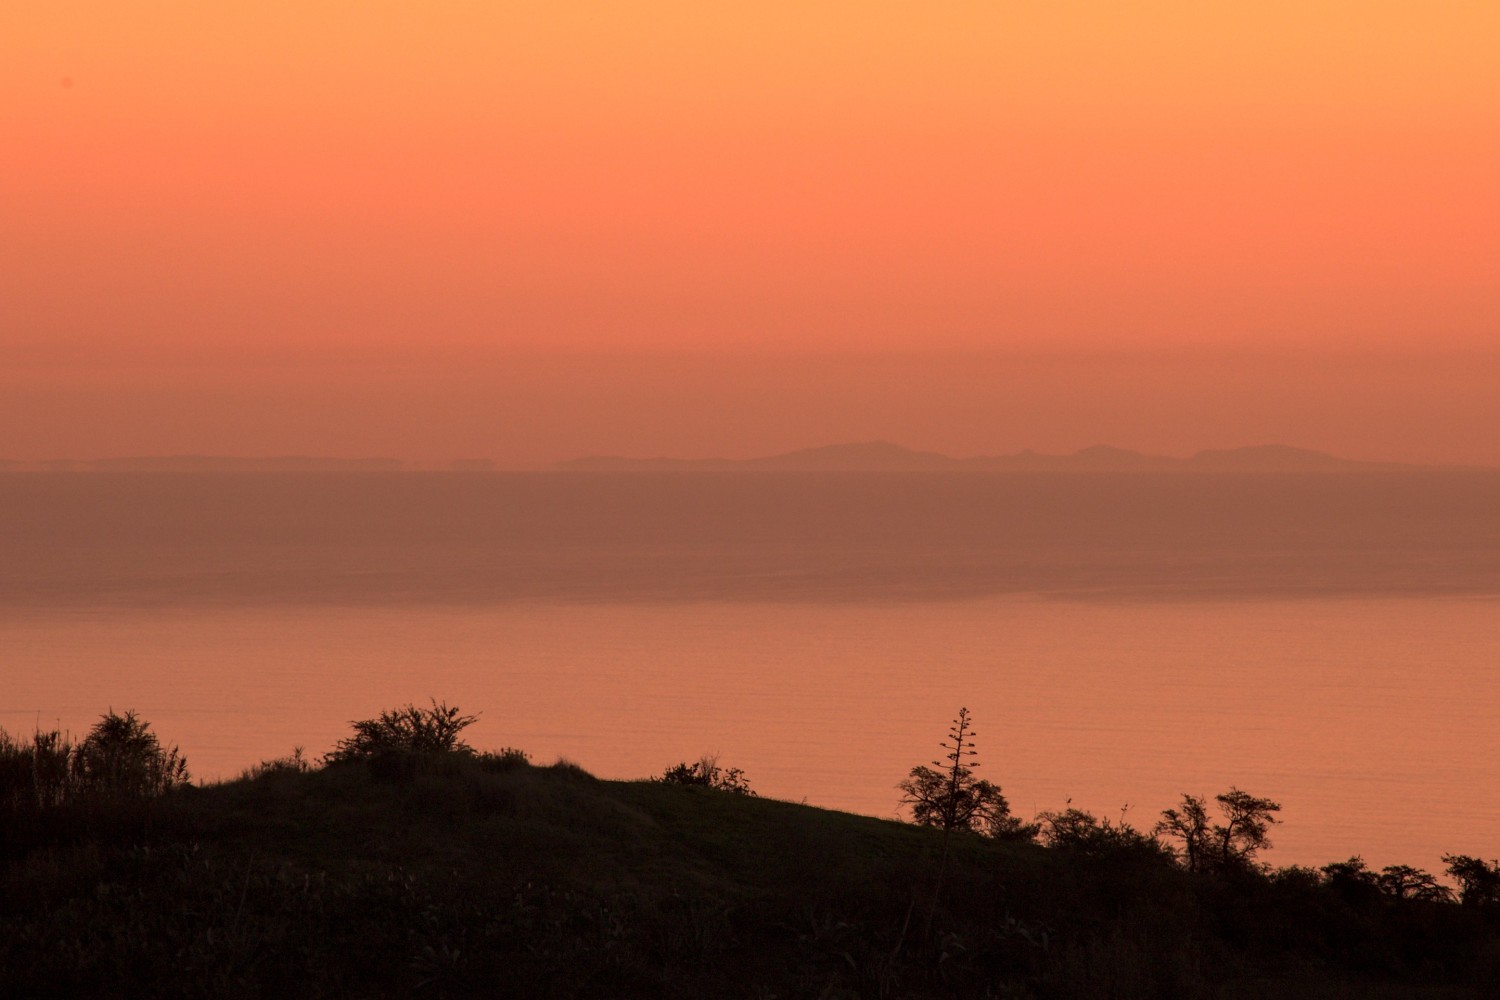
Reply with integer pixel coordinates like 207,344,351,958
2,709,1498,999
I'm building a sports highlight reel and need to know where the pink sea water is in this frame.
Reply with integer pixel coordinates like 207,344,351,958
2,471,1497,873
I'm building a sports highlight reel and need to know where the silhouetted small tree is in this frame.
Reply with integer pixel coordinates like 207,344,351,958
1443,854,1500,910
1376,864,1452,903
1320,856,1373,882
72,710,189,799
1322,857,1453,904
1153,787,1280,873
1268,865,1325,891
657,754,755,795
1155,794,1211,872
325,700,477,763
1320,856,1381,901
898,708,1029,840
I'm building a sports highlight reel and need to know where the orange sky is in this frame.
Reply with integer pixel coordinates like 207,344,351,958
4,2,1498,464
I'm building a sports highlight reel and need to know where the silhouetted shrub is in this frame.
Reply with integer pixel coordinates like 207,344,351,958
73,710,190,799
2,711,188,827
548,757,597,781
0,727,76,812
241,746,313,780
657,754,755,795
1037,805,1169,861
2,711,188,828
324,700,477,764
475,746,532,772
71,710,190,797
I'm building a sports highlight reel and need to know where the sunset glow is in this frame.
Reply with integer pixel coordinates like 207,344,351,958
5,1,1498,463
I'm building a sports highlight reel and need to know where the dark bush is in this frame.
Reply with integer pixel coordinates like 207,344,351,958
657,755,755,795
475,747,532,772
1036,805,1170,861
0,727,76,812
2,710,187,814
324,700,477,764
72,710,190,799
241,747,314,780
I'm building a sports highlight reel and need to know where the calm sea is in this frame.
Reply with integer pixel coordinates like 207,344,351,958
3,471,1498,872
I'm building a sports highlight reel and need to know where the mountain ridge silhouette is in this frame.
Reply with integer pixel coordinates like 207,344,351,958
557,441,1436,472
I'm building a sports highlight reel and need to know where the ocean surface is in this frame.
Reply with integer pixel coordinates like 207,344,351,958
3,471,1498,872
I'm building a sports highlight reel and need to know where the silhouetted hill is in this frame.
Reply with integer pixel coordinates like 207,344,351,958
4,753,1493,998
559,442,1429,473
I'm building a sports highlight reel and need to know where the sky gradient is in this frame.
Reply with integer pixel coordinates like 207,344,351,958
5,2,1498,464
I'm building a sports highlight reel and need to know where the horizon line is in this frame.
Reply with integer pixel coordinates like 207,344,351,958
2,441,1495,472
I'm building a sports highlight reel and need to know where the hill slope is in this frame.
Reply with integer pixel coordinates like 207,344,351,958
1,755,1491,999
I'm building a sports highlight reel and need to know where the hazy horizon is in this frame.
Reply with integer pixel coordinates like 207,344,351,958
7,4,1500,469
5,348,1500,468
6,469,1498,610
5,427,1499,471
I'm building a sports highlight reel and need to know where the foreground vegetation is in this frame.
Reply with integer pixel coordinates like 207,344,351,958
2,707,1499,998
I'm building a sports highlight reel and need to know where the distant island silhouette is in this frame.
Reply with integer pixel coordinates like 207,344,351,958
0,455,406,472
556,441,1439,473
0,445,1481,473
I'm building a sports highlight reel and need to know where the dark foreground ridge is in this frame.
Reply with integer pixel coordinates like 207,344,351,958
3,708,1499,999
